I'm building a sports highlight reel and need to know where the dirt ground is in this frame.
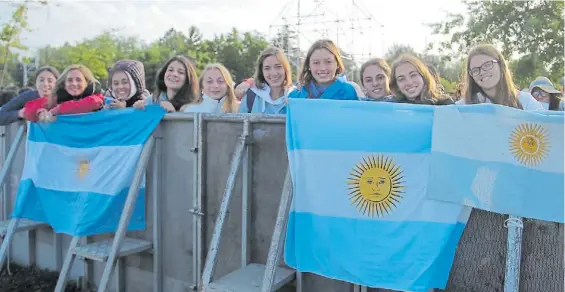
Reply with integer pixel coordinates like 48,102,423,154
0,263,92,292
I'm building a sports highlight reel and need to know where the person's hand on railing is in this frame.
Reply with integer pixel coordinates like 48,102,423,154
133,100,145,110
37,109,56,123
109,99,127,109
159,101,176,113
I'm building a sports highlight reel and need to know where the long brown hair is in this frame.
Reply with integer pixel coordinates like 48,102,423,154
48,64,96,109
390,54,447,104
154,56,199,110
462,44,521,109
254,47,293,89
198,63,239,113
298,39,345,88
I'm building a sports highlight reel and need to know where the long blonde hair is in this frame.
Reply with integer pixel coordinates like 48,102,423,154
462,44,521,109
254,47,293,89
198,64,239,113
48,64,97,109
390,54,447,104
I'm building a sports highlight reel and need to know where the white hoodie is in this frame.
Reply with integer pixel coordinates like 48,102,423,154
456,91,543,111
183,95,227,113
243,84,295,114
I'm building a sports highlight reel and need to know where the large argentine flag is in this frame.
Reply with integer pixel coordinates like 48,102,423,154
284,99,469,291
427,104,564,223
12,106,165,236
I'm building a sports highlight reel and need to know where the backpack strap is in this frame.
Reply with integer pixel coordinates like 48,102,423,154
246,89,257,113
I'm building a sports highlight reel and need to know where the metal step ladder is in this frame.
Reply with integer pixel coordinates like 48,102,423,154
54,133,164,292
0,124,48,270
201,120,300,292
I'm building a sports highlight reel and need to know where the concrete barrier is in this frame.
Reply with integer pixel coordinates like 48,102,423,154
1,115,563,292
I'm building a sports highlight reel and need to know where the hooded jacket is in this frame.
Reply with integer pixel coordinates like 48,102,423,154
239,84,295,114
23,82,104,122
108,60,146,107
183,95,228,113
289,78,358,100
455,91,543,111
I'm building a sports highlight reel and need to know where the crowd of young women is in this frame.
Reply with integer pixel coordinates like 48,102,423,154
0,39,561,125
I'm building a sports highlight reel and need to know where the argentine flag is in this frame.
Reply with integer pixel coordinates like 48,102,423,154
12,106,165,236
427,104,564,223
284,99,469,291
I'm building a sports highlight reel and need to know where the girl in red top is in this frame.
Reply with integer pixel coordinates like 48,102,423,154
24,64,104,122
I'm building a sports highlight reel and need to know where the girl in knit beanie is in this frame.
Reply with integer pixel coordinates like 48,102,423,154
106,60,148,109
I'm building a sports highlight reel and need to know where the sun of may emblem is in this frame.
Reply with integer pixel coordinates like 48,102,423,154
509,123,550,167
347,154,405,218
77,160,90,179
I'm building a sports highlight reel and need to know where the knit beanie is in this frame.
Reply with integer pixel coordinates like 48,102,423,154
108,60,146,106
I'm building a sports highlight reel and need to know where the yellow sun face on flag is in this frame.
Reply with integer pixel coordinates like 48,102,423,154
347,154,405,218
509,123,550,167
77,160,90,179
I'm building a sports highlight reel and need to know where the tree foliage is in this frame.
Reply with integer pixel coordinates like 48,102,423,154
0,3,30,86
429,0,564,86
384,43,464,84
384,43,417,64
12,27,269,90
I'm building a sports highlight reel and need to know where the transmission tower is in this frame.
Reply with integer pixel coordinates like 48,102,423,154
269,0,384,80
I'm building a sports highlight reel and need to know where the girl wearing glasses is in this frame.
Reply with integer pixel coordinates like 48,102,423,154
458,44,543,111
528,76,564,111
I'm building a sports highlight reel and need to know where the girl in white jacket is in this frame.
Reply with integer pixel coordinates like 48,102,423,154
183,63,239,113
239,47,295,114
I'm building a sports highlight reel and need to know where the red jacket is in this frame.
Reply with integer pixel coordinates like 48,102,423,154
24,93,105,122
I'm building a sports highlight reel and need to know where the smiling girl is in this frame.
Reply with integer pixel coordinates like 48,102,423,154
359,58,394,102
289,39,358,100
23,64,104,122
528,76,563,111
458,44,542,111
106,60,147,109
239,47,295,114
390,54,453,105
0,66,60,125
183,63,239,113
134,56,199,112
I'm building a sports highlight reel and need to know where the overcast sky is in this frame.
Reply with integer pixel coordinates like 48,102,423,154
0,0,466,60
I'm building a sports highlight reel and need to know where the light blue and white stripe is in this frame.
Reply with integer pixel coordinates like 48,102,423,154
427,104,564,223
284,99,469,292
12,106,166,236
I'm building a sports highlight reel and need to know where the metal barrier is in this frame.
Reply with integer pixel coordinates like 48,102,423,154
0,115,562,292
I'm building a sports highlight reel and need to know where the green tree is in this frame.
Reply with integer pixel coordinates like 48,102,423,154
384,43,417,64
511,54,550,89
0,3,30,86
214,28,268,82
429,0,564,83
382,43,463,83
20,26,267,91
